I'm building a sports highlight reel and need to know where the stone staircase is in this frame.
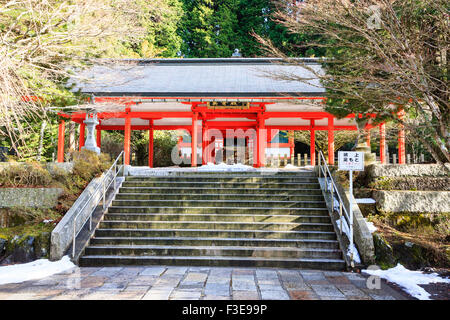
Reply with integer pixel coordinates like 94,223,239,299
79,171,345,270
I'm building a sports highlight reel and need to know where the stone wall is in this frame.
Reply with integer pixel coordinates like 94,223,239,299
373,190,450,213
0,188,63,208
367,163,450,178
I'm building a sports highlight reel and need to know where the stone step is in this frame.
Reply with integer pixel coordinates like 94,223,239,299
83,245,343,259
118,187,323,195
103,213,331,223
79,255,346,270
110,199,327,209
89,236,340,249
98,220,334,232
121,181,320,189
114,193,325,201
107,206,329,215
94,228,338,240
125,176,318,183
129,171,315,177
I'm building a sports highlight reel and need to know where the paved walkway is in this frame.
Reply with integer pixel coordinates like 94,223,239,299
0,266,410,300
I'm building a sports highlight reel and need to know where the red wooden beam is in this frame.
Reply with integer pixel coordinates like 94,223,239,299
57,120,65,163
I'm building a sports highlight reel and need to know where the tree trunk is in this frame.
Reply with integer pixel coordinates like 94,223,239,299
36,120,47,161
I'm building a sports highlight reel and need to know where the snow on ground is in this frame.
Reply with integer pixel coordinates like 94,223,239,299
347,243,361,264
364,218,378,233
362,264,450,300
0,256,76,285
197,162,256,172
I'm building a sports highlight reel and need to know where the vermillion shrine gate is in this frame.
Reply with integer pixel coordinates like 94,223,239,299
57,58,406,166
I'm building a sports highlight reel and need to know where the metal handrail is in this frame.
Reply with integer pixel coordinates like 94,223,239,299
317,151,354,263
72,151,124,258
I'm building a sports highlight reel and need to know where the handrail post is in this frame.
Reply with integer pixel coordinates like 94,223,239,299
339,201,343,235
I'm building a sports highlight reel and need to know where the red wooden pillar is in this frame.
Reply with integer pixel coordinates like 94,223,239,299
96,128,101,148
124,117,131,165
379,123,386,164
191,113,198,167
328,117,334,165
79,123,85,151
148,122,154,168
366,129,371,147
202,122,208,165
398,110,406,164
310,120,316,166
289,130,295,158
57,120,65,163
398,124,406,164
256,116,266,167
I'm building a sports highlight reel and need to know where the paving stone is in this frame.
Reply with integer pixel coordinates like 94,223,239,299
33,289,65,299
311,284,345,298
232,269,255,275
347,295,372,300
320,296,347,300
232,291,259,300
345,273,365,281
3,292,38,300
78,276,108,289
81,291,121,300
369,294,396,300
123,285,151,293
288,290,319,300
282,281,310,290
335,284,366,297
142,288,173,300
116,267,145,276
204,283,230,296
301,272,327,282
50,289,91,300
206,276,230,285
184,272,208,283
127,275,157,286
260,290,290,300
140,266,167,276
188,267,210,273
232,280,257,291
91,267,123,277
111,291,145,300
164,267,188,275
79,267,101,276
350,279,369,289
326,276,352,285
256,270,278,279
258,284,285,292
203,295,231,300
170,289,202,300
323,271,344,277
97,282,127,291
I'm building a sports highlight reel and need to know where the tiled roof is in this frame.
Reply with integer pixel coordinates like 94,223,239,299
72,58,325,97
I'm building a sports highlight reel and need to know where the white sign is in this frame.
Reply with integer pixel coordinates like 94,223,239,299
338,151,364,171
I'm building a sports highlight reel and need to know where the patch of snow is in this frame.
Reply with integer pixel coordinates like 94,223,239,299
347,243,361,264
197,162,256,172
364,218,377,233
335,217,350,237
0,256,76,285
355,198,376,204
283,164,298,169
42,219,53,224
362,264,450,300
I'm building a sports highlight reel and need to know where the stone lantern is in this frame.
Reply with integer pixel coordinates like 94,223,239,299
82,113,100,154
